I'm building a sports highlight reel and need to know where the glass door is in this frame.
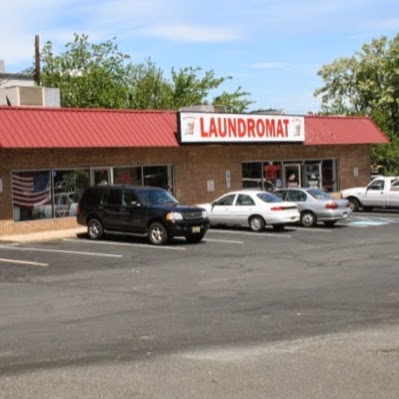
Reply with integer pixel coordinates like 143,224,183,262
283,164,301,188
91,168,112,185
304,162,321,188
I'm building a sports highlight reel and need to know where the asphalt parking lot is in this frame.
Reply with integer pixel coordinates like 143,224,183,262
1,211,399,398
1,210,399,279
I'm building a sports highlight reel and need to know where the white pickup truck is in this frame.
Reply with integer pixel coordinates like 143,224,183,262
340,176,399,211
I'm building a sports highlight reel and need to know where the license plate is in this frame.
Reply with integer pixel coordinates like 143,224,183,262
192,226,201,233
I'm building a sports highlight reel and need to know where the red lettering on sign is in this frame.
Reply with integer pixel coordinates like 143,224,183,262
195,115,300,141
200,117,208,137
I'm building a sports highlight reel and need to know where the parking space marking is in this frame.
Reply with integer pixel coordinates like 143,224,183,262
204,238,244,244
64,238,187,251
347,217,392,227
0,258,48,267
208,230,293,238
0,245,122,258
289,227,332,232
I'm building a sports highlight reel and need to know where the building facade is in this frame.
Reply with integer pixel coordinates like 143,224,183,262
0,106,389,235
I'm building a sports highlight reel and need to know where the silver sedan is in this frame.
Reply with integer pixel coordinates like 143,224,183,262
273,187,352,227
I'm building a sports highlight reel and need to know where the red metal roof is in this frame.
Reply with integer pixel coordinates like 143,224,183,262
0,107,179,148
0,106,389,148
304,115,389,145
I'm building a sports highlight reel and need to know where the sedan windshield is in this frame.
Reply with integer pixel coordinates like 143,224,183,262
257,192,283,203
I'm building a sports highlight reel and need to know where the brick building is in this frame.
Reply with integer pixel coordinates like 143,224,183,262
0,106,389,235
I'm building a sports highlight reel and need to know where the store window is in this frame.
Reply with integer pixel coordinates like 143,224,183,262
242,159,338,192
12,169,90,222
113,165,174,192
12,171,52,221
53,169,90,217
12,165,174,222
114,167,141,185
143,165,172,191
242,162,281,192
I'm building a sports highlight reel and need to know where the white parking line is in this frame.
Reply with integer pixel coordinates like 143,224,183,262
0,245,122,258
64,238,187,251
0,258,48,267
290,227,332,232
208,230,292,238
204,238,244,244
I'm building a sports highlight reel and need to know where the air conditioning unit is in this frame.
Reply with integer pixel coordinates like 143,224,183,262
0,86,60,107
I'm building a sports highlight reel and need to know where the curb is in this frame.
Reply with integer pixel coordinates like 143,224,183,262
0,227,87,244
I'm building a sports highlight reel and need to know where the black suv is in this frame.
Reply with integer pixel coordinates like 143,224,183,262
76,185,209,245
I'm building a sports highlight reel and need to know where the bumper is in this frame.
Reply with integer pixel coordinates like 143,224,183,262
317,210,351,221
165,220,210,237
266,213,300,225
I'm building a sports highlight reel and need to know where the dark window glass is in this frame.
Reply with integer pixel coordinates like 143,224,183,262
215,194,236,206
236,194,255,206
123,190,139,206
107,189,123,206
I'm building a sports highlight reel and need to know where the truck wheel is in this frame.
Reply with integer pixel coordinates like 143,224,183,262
88,218,104,240
348,198,360,212
148,222,168,245
301,211,317,227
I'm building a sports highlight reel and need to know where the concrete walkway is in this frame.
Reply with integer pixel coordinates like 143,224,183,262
0,227,87,243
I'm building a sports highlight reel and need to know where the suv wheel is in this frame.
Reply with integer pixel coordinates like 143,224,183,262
88,218,104,240
148,222,168,245
185,233,205,243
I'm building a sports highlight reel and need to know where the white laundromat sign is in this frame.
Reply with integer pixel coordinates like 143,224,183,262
179,112,305,143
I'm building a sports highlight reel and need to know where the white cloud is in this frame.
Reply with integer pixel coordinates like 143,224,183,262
136,25,240,42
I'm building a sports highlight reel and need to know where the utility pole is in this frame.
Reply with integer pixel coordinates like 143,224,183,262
34,34,41,86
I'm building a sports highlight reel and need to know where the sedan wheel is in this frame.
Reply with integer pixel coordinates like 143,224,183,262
87,218,104,240
301,211,317,228
148,222,168,245
249,216,265,232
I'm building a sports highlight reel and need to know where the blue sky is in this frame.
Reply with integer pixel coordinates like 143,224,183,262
1,0,398,114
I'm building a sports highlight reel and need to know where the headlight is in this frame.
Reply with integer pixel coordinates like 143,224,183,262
202,210,208,218
166,212,183,221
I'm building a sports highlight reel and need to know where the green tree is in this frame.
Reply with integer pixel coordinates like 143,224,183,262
314,34,399,174
40,33,252,112
213,87,253,113
124,58,170,109
40,33,130,108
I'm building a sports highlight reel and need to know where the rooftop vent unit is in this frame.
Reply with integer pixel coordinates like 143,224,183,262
0,86,60,107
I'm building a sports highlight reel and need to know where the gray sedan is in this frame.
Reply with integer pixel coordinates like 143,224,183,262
273,188,352,227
